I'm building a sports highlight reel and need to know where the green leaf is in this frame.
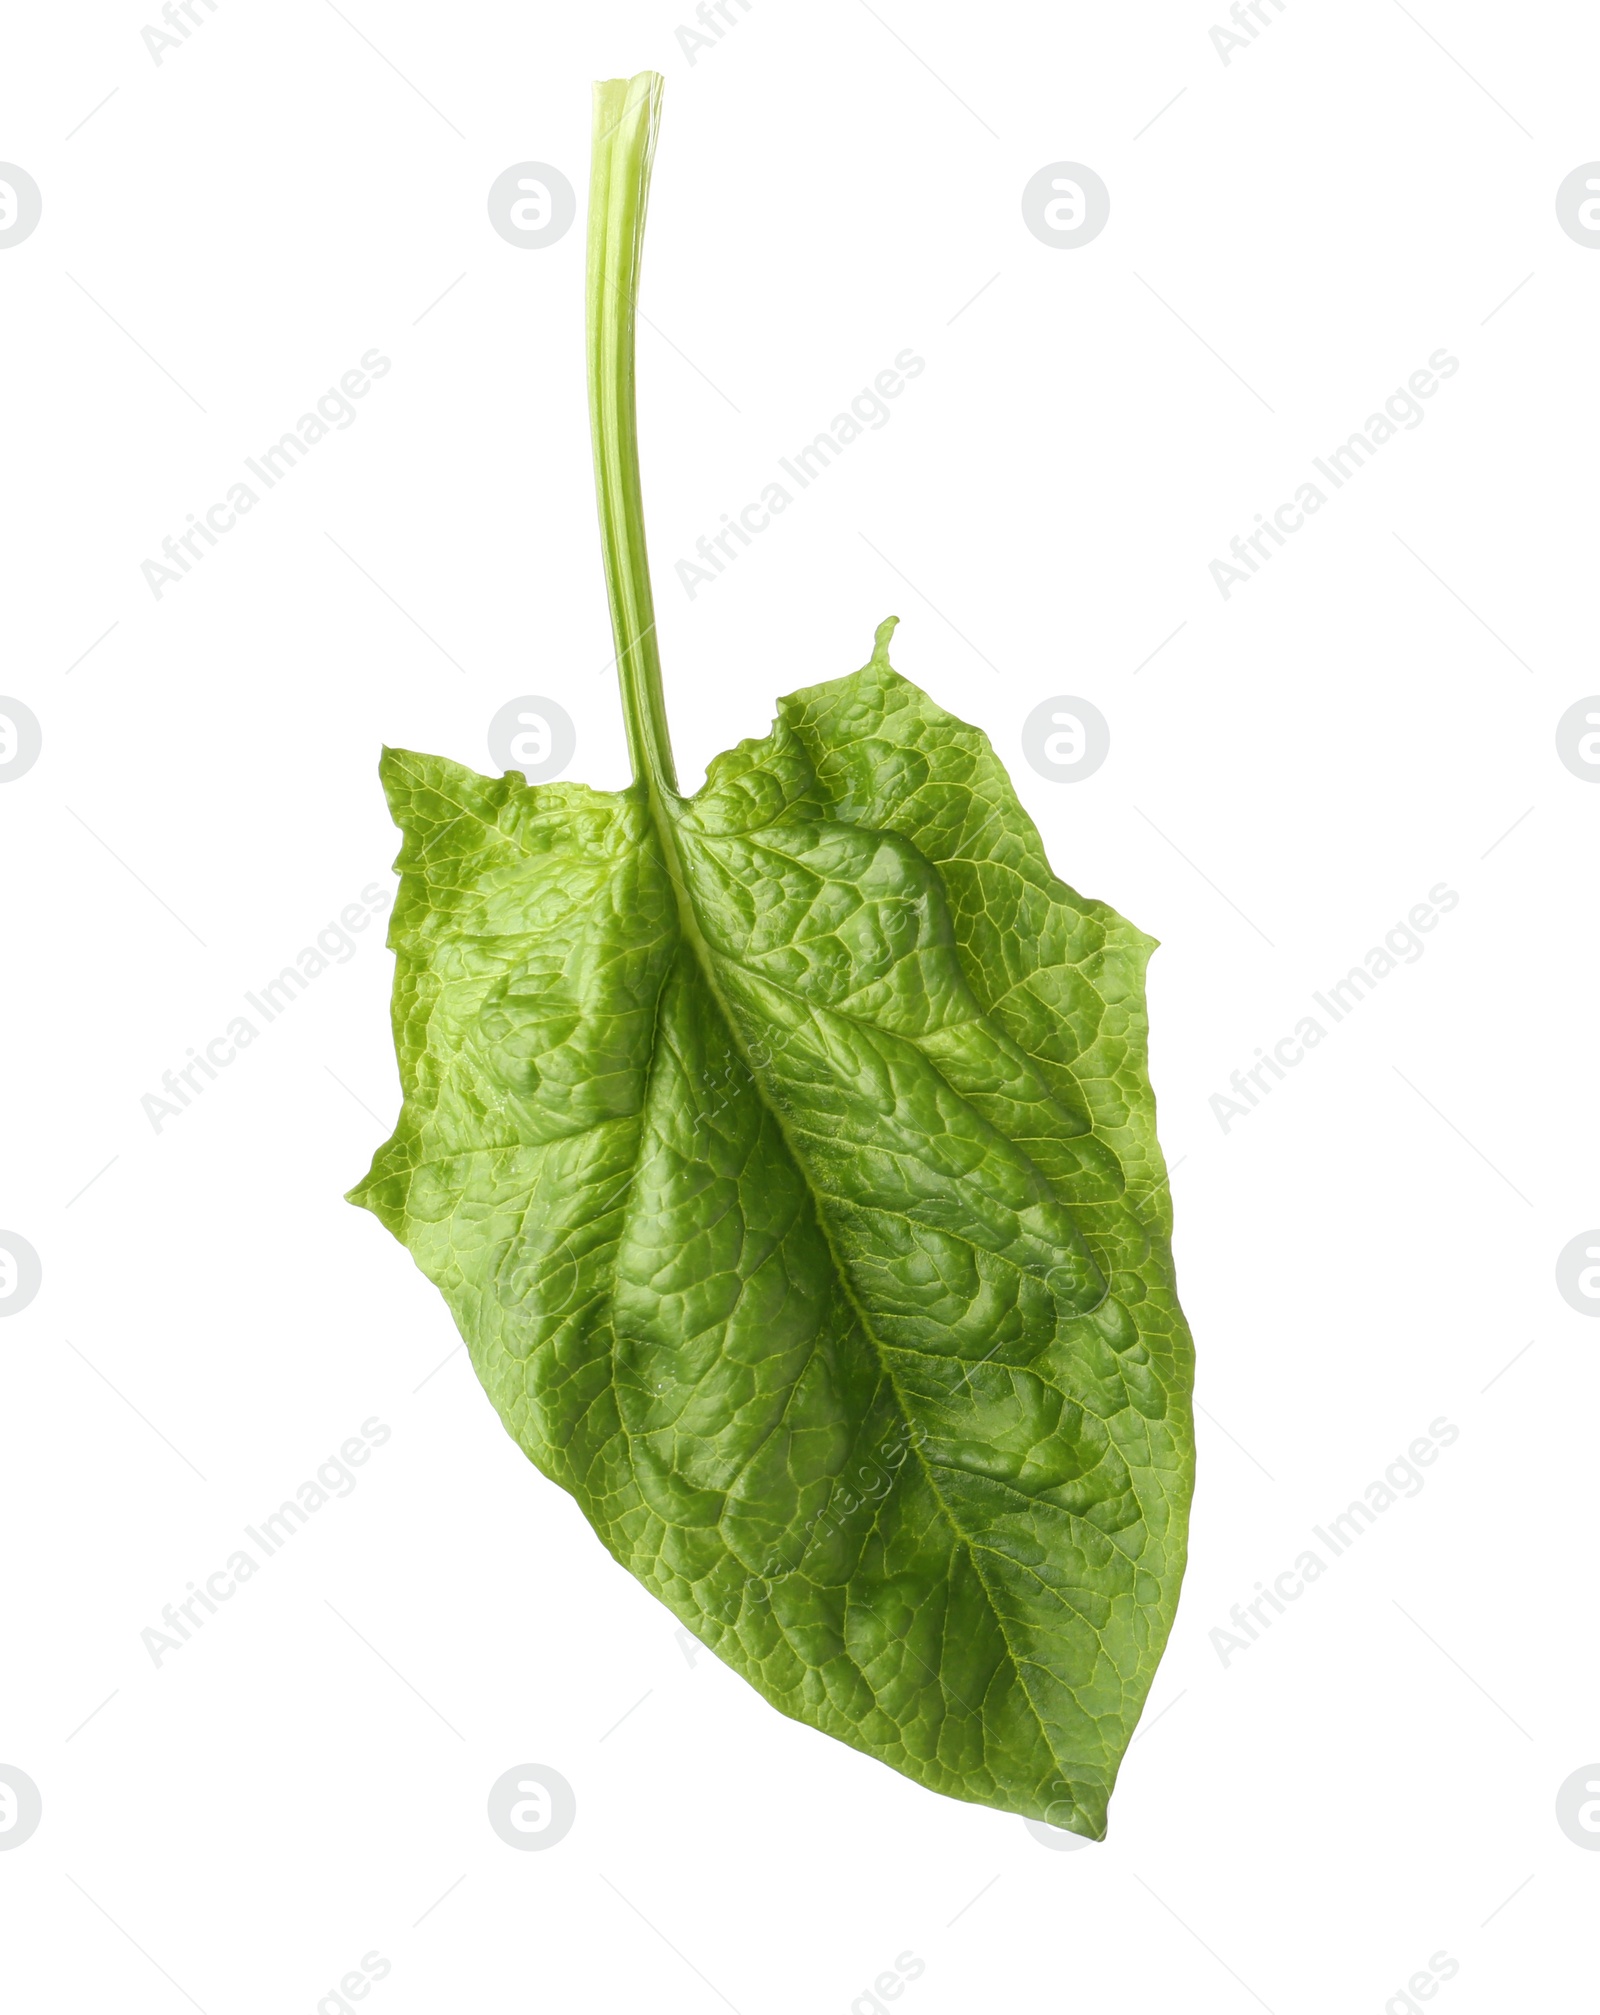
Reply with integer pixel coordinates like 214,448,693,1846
349,71,1194,1836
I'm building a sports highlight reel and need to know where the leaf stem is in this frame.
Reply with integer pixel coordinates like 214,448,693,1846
587,71,676,795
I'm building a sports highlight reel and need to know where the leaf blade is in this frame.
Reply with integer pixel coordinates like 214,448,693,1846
350,631,1194,1836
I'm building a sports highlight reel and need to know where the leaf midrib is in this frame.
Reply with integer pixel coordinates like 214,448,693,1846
641,783,1084,1793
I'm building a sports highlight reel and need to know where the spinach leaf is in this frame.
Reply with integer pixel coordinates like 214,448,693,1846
350,70,1194,1836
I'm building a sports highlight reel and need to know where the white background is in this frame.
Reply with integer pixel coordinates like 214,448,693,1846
2,2,1596,2009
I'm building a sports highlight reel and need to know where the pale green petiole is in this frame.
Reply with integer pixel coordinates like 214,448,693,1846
587,71,675,796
